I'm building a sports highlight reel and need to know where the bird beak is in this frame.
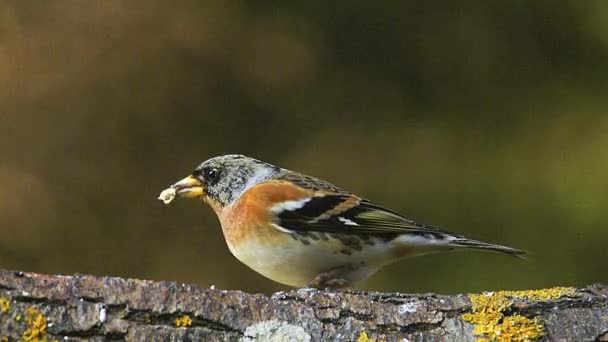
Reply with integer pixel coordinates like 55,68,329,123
158,175,206,205
171,175,205,199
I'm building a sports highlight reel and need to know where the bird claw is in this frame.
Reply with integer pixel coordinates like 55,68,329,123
308,266,354,289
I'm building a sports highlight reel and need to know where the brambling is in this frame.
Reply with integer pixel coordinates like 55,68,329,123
159,154,525,288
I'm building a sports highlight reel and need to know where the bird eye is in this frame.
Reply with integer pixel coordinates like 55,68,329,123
204,168,220,184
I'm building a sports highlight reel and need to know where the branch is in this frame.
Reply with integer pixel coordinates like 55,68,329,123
0,270,606,341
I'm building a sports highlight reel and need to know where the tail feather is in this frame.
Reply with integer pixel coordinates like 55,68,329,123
450,238,527,259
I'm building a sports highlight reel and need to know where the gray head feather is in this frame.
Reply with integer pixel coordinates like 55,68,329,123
193,154,280,206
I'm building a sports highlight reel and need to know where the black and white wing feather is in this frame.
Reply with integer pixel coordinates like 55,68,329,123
273,193,457,238
271,171,526,257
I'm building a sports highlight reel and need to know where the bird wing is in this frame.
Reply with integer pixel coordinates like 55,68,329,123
278,170,351,195
270,171,460,237
273,194,458,237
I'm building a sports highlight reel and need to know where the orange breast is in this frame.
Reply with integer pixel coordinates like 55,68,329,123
214,181,315,246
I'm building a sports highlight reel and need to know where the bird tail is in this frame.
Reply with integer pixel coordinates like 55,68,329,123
449,238,527,259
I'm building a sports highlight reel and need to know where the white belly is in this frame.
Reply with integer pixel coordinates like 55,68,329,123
226,235,392,287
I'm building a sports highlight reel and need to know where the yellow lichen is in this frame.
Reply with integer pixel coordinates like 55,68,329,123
22,307,48,342
500,287,576,301
462,287,576,342
357,332,375,342
0,297,10,314
1,337,8,342
174,315,192,327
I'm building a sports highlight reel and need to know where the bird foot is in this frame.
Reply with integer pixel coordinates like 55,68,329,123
308,266,354,289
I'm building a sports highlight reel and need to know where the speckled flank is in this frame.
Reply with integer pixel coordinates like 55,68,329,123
289,232,371,255
330,233,365,254
461,287,576,342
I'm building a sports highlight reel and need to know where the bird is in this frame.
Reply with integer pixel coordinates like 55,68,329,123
159,154,525,288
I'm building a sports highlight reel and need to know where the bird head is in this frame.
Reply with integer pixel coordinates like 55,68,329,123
161,154,280,208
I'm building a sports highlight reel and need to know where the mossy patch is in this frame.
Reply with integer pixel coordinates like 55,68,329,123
174,315,193,327
22,307,48,342
0,297,10,314
498,287,576,301
357,332,375,342
462,287,576,342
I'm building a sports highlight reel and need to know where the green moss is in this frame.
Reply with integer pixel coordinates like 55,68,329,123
462,287,576,342
500,287,576,301
0,297,10,314
174,315,193,327
357,332,375,342
22,307,48,342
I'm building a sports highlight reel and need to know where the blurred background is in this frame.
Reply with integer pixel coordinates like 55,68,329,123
1,1,607,295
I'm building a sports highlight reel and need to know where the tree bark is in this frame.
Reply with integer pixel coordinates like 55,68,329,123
0,270,606,341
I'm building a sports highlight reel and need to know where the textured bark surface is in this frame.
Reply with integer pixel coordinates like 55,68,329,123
0,269,606,341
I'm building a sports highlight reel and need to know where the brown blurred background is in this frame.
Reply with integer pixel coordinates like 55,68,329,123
1,1,607,294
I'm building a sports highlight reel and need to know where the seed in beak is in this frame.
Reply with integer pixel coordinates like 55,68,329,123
158,187,177,204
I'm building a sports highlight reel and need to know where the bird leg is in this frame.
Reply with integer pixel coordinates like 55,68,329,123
308,265,355,289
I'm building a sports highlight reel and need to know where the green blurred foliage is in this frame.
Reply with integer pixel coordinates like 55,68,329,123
0,1,607,294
